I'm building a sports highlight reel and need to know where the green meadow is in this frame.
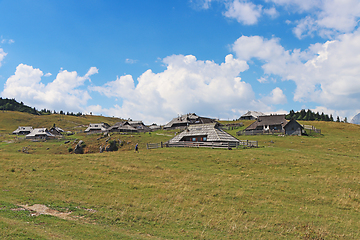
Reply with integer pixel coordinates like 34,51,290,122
1,111,360,239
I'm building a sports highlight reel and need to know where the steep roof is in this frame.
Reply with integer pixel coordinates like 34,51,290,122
13,126,33,134
108,122,138,132
164,113,216,129
240,111,265,119
284,119,303,129
127,121,145,126
84,123,110,132
168,123,239,143
26,128,55,138
246,114,288,130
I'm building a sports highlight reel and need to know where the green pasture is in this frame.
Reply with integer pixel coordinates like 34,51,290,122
1,111,360,239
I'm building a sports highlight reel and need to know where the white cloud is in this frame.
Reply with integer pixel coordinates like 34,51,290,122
257,76,268,83
91,54,282,124
125,58,138,64
1,64,96,112
263,7,278,18
223,0,262,25
293,16,317,39
269,0,360,38
0,48,7,67
190,0,213,10
263,87,287,105
231,30,360,117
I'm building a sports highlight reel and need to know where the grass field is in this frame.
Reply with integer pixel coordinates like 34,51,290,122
1,111,360,239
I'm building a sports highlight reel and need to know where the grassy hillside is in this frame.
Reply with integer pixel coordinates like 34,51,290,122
1,112,360,239
0,111,122,134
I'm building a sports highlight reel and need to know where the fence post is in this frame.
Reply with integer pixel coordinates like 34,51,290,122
146,143,149,149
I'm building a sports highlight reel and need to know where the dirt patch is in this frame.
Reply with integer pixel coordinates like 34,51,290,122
19,204,72,220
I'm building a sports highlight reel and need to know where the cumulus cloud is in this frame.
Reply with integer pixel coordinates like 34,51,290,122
270,0,360,38
0,48,7,67
200,0,360,38
1,64,97,112
263,7,278,18
231,30,360,117
223,0,263,25
262,87,287,105
91,54,282,124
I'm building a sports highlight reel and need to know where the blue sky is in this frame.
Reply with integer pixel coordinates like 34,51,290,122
1,0,360,124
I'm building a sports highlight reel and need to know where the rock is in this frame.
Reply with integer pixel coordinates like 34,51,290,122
74,140,85,154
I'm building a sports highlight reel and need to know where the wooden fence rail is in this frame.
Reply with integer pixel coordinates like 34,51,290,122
302,125,321,134
167,140,258,149
237,129,284,136
146,142,164,149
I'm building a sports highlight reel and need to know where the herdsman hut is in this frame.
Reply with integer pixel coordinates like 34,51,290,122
242,114,303,136
25,128,56,140
84,123,110,133
167,122,240,148
13,126,33,135
284,119,304,136
163,113,216,130
107,121,138,133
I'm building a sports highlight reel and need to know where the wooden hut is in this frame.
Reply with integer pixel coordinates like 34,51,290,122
25,128,56,140
167,123,239,148
13,126,33,135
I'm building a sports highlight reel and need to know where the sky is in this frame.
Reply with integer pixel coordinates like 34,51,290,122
1,0,360,124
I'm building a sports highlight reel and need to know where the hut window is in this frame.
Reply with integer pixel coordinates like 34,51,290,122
192,137,196,142
203,137,207,141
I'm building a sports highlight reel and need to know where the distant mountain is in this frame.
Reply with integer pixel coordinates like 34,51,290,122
351,113,360,124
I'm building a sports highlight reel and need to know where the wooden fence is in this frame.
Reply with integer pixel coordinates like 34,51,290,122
166,140,258,149
302,125,321,134
237,129,284,136
146,142,164,149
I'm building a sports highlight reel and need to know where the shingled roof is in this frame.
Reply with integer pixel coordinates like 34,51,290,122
25,128,56,139
168,123,239,144
245,114,288,130
164,113,216,129
107,122,138,132
239,111,265,120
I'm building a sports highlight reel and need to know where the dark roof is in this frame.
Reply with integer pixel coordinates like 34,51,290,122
246,115,288,130
284,119,303,129
108,122,138,132
164,113,216,129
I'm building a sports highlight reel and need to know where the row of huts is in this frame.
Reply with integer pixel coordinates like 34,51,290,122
12,125,64,140
84,120,151,133
12,112,304,145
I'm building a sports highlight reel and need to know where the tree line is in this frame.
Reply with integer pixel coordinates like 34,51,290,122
286,109,346,122
0,98,83,116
